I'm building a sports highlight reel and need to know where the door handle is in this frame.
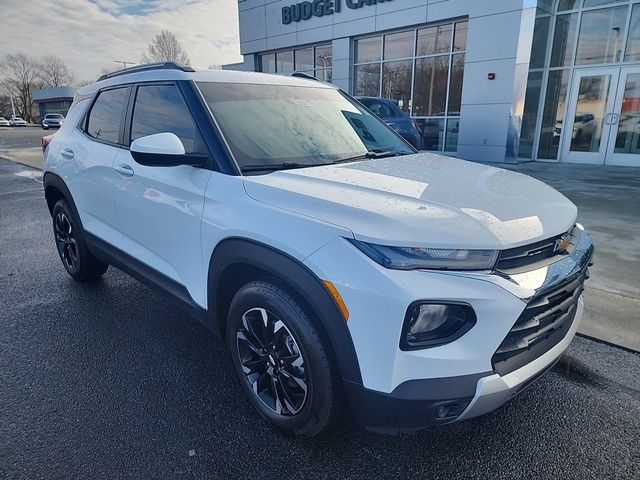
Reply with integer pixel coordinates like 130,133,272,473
604,112,612,125
60,147,74,159
610,113,619,125
115,164,134,177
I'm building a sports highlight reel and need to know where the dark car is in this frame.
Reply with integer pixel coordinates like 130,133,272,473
355,96,421,149
42,113,64,130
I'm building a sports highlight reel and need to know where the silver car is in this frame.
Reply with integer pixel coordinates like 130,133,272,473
42,113,64,130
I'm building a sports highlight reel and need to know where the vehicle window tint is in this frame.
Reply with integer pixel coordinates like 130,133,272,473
366,101,394,118
130,84,198,153
87,87,128,144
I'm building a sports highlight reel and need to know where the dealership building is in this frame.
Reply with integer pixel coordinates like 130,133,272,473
226,0,640,166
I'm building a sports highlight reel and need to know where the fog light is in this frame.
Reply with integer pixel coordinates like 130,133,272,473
401,302,476,350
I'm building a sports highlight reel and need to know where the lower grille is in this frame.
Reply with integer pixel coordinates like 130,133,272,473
492,269,589,376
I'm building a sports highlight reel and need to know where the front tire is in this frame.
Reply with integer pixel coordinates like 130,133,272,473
227,279,341,437
52,199,108,281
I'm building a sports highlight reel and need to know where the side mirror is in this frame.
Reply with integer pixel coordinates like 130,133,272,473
130,132,207,167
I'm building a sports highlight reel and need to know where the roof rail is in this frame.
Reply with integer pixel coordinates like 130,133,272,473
291,71,319,81
97,62,195,82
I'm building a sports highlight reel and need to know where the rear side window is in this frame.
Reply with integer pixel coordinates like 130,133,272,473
86,87,128,144
130,84,199,153
364,101,394,118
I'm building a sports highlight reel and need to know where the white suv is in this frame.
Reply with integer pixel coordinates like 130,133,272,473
43,62,594,436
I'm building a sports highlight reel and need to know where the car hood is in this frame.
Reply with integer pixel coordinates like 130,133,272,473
243,153,577,249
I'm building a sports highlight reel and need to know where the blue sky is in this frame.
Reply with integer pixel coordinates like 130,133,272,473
1,0,241,81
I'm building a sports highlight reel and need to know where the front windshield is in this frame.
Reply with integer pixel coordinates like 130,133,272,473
197,82,414,173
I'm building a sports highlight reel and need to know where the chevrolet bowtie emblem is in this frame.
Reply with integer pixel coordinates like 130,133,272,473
554,233,571,254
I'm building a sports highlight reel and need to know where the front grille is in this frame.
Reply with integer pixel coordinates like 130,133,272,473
492,268,589,376
496,227,578,274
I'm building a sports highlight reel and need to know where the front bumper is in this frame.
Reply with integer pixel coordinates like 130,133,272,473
304,229,593,433
343,297,583,434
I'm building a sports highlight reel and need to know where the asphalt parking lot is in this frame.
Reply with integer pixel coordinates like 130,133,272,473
1,157,639,479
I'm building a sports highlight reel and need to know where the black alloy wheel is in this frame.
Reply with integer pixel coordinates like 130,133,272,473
54,211,79,271
236,307,308,415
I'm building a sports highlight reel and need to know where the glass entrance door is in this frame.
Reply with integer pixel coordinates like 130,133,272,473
605,66,640,167
561,68,620,164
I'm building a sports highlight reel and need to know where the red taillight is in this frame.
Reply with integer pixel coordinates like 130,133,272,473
42,134,53,153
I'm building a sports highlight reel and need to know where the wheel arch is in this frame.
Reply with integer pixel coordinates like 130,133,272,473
208,237,363,385
43,172,80,223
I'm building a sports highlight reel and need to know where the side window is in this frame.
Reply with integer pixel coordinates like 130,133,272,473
367,101,393,118
86,87,128,144
130,84,201,153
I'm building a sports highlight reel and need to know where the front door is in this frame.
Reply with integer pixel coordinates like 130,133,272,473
561,68,620,165
112,83,212,306
604,66,640,167
561,66,640,166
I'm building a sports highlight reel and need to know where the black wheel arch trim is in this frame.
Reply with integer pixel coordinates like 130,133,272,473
207,237,363,385
43,173,82,225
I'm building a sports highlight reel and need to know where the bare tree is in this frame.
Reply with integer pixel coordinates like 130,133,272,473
75,79,94,88
0,94,12,118
0,53,41,121
99,64,120,76
39,55,75,87
141,30,191,65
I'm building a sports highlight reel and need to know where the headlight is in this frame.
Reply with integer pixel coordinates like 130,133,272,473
349,239,499,271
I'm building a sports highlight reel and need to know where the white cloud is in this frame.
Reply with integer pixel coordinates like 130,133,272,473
0,0,242,82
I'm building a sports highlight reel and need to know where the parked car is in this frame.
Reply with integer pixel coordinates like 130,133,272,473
43,63,594,437
42,113,65,130
355,96,421,149
0,117,10,127
9,116,27,127
553,113,596,141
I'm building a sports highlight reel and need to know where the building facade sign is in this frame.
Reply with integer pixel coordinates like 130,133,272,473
282,0,393,25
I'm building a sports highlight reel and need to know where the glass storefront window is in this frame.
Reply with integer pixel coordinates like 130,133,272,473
355,36,381,63
530,15,551,69
382,60,412,112
413,56,449,116
355,64,381,97
575,6,627,65
354,21,465,152
294,48,313,71
276,51,294,73
315,68,332,83
550,14,578,67
448,54,465,114
259,44,332,80
384,31,414,60
260,53,276,74
557,0,580,11
445,118,460,152
519,71,544,159
583,0,619,7
453,21,468,52
614,73,640,154
415,118,445,151
625,4,640,62
315,44,332,69
417,24,452,56
538,69,571,159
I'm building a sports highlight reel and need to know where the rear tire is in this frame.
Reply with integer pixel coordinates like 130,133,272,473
52,199,108,281
227,279,342,437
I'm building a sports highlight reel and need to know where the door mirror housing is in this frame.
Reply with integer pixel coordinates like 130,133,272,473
130,132,208,167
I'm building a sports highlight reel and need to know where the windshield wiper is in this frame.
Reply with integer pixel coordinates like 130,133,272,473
331,150,411,165
241,162,308,173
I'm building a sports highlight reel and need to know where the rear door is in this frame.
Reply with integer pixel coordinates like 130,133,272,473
67,86,130,241
111,82,212,305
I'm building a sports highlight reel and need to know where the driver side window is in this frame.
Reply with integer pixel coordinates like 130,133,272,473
130,84,204,154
